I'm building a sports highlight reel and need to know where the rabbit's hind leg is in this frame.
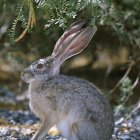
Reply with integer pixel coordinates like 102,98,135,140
67,121,99,140
68,123,80,140
57,120,79,140
76,121,100,140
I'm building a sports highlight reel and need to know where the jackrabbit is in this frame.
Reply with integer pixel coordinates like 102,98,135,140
21,20,114,140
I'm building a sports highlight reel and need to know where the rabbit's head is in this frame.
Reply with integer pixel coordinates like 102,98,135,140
21,20,97,83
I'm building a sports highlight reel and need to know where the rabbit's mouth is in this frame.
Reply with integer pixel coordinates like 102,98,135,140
21,71,34,83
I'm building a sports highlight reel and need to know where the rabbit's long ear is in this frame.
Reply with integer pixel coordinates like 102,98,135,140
52,20,97,64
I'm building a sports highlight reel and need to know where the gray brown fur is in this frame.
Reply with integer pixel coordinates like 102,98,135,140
21,20,114,140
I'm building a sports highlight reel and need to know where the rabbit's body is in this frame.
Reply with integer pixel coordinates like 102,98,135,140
21,20,114,140
29,75,113,140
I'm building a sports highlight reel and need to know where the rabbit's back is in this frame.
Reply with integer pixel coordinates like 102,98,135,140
32,75,114,140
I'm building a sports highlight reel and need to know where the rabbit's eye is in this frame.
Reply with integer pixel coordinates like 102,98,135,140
37,63,44,69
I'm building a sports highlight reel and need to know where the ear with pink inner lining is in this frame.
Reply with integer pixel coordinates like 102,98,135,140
52,20,97,64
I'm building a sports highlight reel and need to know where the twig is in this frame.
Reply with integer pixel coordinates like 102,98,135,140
114,72,139,116
132,75,139,89
15,0,36,42
109,60,135,95
125,99,140,121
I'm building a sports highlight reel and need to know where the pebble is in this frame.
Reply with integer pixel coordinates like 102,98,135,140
0,87,140,139
0,108,139,140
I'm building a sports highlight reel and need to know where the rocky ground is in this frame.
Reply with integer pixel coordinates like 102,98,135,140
0,87,140,140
